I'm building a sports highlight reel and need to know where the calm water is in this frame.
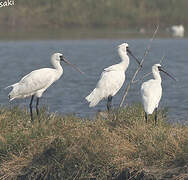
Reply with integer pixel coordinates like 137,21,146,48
0,39,187,124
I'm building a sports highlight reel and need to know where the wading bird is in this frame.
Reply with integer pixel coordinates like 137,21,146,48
6,53,84,122
141,64,176,124
171,25,184,37
86,43,141,111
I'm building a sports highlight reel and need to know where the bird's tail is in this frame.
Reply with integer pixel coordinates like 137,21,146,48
85,88,103,107
5,83,19,101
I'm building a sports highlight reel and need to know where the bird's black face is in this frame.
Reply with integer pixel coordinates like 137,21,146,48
59,54,85,74
126,47,142,67
60,55,64,61
158,66,177,81
158,66,162,71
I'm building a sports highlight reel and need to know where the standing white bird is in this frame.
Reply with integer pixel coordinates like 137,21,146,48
86,43,141,111
141,64,176,124
6,53,84,122
171,25,185,37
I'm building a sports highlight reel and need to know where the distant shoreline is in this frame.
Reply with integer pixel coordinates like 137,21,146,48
0,28,180,41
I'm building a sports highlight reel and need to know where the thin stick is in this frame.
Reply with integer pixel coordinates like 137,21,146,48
133,53,166,84
132,72,152,84
119,25,159,107
159,53,165,64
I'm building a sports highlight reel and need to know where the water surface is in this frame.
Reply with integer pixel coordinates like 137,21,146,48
0,39,187,124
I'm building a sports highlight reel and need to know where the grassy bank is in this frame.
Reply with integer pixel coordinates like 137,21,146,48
0,105,187,179
1,0,188,30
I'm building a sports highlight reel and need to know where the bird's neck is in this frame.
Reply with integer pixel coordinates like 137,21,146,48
52,61,63,74
153,71,161,83
119,51,129,71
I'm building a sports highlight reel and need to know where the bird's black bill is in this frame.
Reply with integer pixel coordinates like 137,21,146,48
127,48,142,67
60,56,85,74
159,67,177,81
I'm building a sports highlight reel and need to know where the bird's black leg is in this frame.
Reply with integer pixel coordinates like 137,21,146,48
145,112,148,123
107,95,113,112
36,97,40,116
29,95,34,122
154,108,158,125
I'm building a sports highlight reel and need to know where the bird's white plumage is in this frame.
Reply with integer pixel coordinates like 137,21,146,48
86,43,130,107
7,53,63,101
141,64,162,114
171,25,184,37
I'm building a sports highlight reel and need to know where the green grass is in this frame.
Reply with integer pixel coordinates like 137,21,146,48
0,104,187,179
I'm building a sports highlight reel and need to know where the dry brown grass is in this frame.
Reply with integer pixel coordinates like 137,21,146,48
0,105,187,179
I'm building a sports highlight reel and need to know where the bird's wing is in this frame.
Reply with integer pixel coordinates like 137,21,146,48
85,64,125,105
21,68,55,87
104,64,118,72
141,80,162,114
96,67,125,97
15,68,57,96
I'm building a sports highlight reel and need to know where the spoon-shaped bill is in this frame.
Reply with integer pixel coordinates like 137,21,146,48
127,48,142,67
159,67,177,81
61,56,85,74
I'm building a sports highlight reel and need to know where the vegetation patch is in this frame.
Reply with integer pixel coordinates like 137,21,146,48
0,0,188,30
0,105,187,179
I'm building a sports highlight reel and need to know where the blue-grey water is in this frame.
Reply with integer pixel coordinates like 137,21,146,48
0,39,187,124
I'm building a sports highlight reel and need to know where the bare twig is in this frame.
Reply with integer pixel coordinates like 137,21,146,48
132,72,152,84
133,53,166,84
119,25,159,107
159,53,166,64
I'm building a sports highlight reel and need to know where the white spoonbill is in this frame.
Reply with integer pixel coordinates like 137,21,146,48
171,25,184,37
6,53,84,122
86,43,141,111
141,64,176,124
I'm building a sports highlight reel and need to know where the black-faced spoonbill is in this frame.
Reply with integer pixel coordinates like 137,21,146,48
141,64,176,124
6,53,84,122
86,43,141,111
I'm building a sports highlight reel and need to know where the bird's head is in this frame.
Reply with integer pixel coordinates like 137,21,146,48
51,53,64,62
51,53,85,74
118,43,129,54
152,64,161,72
118,42,141,67
152,63,177,81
